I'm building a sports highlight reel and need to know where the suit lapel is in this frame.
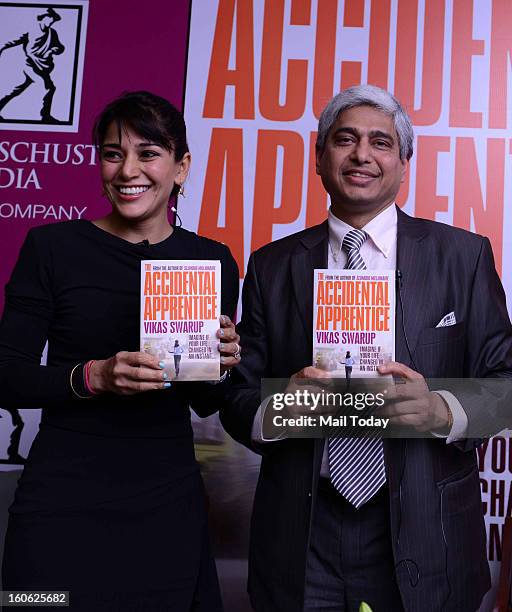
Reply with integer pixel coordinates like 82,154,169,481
290,221,329,342
386,208,431,493
395,208,431,365
289,222,329,493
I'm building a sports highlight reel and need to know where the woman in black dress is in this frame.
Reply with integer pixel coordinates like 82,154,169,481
0,91,240,611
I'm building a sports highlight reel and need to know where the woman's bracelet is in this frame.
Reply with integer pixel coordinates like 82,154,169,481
84,360,98,395
70,362,94,399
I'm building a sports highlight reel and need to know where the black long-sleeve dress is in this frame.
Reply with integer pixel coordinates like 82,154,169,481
0,220,239,611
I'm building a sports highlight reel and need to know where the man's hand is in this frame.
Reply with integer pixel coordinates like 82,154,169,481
261,367,333,438
280,366,333,416
377,361,451,433
286,366,332,390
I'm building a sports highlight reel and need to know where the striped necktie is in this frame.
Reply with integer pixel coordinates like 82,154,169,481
328,229,386,508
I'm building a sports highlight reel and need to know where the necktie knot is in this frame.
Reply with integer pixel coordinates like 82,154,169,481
342,229,367,255
342,229,368,270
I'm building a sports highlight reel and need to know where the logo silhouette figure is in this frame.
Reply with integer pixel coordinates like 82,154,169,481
0,7,64,123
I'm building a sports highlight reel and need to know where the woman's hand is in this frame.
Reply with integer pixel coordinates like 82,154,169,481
217,315,241,374
88,352,169,395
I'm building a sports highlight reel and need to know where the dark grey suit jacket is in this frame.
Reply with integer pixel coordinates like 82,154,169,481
221,207,512,612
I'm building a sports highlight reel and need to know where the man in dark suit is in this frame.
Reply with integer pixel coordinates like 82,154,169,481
220,85,512,611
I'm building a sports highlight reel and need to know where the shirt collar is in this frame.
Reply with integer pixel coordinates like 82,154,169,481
328,203,397,259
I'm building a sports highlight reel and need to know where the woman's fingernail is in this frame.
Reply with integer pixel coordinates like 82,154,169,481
220,315,228,324
163,372,168,380
217,343,222,351
164,382,172,388
220,356,227,363
219,329,224,337
159,361,165,369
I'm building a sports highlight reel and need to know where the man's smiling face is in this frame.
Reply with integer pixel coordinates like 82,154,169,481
316,105,407,221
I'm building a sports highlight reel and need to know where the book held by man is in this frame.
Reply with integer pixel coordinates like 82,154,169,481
140,260,221,381
313,269,395,378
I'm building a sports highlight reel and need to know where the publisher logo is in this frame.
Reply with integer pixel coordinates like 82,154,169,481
0,0,89,132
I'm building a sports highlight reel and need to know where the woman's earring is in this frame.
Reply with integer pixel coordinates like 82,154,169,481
178,184,185,197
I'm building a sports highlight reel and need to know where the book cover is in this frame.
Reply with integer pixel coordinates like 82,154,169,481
140,260,221,381
313,269,395,378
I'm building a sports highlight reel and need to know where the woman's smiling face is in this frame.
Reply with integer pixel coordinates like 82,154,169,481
100,123,190,224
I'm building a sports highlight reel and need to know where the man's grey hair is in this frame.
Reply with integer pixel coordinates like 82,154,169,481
316,84,414,161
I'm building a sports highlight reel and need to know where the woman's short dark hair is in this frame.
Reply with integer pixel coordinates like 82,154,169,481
93,90,189,162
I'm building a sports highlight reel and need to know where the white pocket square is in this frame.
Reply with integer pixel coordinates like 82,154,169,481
436,311,456,328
